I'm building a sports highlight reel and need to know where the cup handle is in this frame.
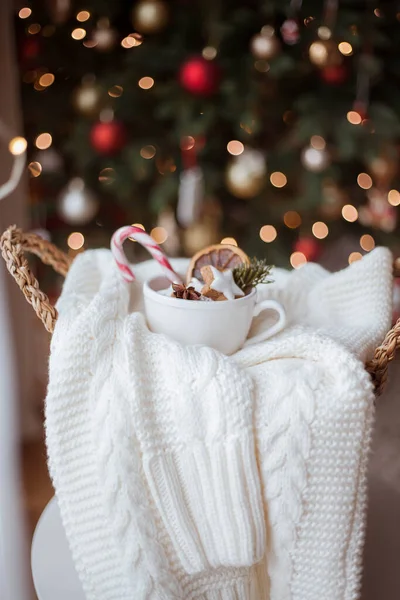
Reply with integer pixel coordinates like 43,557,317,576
243,299,286,347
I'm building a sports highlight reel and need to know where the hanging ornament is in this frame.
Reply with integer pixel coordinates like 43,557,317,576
92,19,117,51
90,120,127,155
359,188,397,232
57,178,99,225
250,26,281,60
182,198,222,256
177,167,204,227
281,19,300,45
179,56,221,96
294,237,321,261
226,148,267,199
301,145,330,173
320,64,348,84
309,40,342,68
132,0,169,34
73,81,103,117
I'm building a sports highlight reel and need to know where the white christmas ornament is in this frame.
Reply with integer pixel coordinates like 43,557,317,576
301,145,330,173
58,178,98,225
209,266,244,300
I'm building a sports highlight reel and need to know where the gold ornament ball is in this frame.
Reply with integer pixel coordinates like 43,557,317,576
226,148,267,199
132,0,169,34
73,82,103,116
250,32,280,60
309,40,342,67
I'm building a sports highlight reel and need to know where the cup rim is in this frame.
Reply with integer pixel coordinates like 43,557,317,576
143,277,256,310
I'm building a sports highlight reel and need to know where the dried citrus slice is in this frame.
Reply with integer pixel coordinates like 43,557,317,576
186,244,250,283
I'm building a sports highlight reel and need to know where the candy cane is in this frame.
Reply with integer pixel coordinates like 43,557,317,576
111,225,182,284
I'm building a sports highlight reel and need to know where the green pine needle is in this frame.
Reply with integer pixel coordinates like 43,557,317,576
233,258,273,292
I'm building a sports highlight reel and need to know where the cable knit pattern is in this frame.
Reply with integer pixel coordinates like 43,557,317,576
45,248,392,600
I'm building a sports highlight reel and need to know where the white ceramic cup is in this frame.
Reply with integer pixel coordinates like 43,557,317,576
143,275,286,355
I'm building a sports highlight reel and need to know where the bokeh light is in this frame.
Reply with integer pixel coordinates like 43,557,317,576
342,204,358,222
19,7,32,18
270,172,287,188
76,10,90,22
347,111,362,125
138,77,154,90
202,46,217,60
310,135,326,150
9,136,27,155
140,145,156,159
227,140,244,156
388,189,400,206
35,133,52,150
348,251,362,264
290,251,307,268
338,42,353,55
259,225,277,243
357,173,373,189
284,211,302,228
67,232,85,250
312,221,329,239
39,73,55,87
360,234,375,251
151,227,168,244
28,161,42,177
221,237,238,246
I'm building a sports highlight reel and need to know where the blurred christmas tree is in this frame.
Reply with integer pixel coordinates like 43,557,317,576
15,0,400,275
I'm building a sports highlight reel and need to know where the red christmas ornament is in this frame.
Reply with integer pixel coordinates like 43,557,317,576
90,121,127,155
320,64,348,85
294,237,321,261
179,57,220,96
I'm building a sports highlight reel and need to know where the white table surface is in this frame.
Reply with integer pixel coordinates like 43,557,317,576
31,496,85,600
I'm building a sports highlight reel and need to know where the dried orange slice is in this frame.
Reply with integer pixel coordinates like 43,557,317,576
186,244,250,283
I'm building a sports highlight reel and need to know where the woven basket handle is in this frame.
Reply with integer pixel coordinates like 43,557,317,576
0,224,399,394
0,225,72,334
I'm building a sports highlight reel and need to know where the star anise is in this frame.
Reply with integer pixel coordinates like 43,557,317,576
172,283,201,300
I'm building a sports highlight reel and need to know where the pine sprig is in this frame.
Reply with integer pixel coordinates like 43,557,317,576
233,258,273,292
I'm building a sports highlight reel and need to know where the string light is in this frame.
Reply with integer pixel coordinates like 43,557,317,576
290,251,307,268
27,23,41,34
35,133,52,150
108,85,123,97
227,141,244,156
347,111,362,125
284,211,302,228
270,172,287,188
357,173,373,189
259,225,277,243
342,204,358,222
348,251,362,264
202,46,217,60
138,77,154,89
360,234,375,251
38,73,55,87
67,232,85,250
71,28,86,40
28,161,42,177
338,42,353,56
151,227,168,244
19,7,32,18
129,223,145,241
221,237,238,246
76,10,90,22
140,145,156,159
310,135,326,150
9,137,27,156
388,189,400,206
312,221,329,239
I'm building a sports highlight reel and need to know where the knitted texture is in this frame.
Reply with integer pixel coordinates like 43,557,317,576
45,248,392,600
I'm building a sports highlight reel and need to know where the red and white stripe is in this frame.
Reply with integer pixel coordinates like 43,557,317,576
111,225,182,284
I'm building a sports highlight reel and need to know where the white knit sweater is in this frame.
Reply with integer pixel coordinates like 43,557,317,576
46,248,392,600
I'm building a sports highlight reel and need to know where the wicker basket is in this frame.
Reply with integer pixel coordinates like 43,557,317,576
1,225,399,395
